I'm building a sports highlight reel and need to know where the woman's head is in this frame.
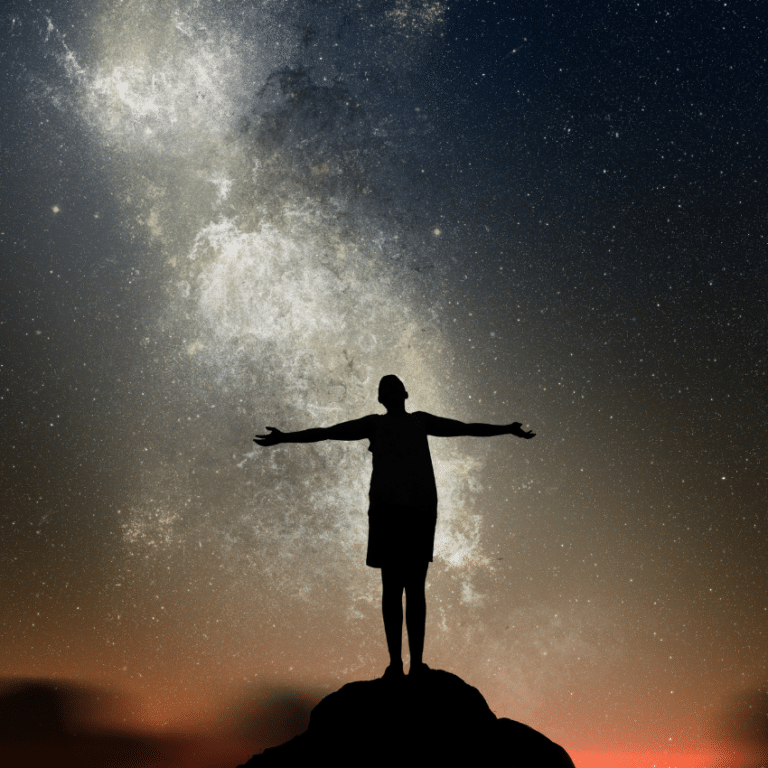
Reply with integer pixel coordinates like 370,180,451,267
378,375,408,407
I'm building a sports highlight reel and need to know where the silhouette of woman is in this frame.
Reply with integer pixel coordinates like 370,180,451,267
254,375,535,680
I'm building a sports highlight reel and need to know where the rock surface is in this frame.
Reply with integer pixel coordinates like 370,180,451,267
237,667,575,767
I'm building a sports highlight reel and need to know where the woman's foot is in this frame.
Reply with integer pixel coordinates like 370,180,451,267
381,662,404,682
408,661,430,678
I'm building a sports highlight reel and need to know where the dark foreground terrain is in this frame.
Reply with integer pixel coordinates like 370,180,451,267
238,667,575,767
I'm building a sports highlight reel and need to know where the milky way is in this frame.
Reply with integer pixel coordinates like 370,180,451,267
52,0,510,673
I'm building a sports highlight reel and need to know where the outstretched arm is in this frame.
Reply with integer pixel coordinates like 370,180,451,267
254,416,374,446
422,413,535,439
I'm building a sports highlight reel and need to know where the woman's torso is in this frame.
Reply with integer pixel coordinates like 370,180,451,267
368,411,437,510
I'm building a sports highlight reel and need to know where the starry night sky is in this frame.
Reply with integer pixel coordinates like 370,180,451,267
1,1,766,765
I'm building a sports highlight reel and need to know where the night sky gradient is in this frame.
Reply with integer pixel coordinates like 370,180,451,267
1,2,766,766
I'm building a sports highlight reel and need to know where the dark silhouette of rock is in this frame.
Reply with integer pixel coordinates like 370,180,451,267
237,668,575,767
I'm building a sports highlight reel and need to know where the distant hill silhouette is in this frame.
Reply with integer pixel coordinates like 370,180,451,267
237,667,575,767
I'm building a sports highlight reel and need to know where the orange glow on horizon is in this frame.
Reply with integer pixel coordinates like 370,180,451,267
569,749,744,768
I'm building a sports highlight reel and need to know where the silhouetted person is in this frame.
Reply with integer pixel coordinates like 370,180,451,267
254,375,535,680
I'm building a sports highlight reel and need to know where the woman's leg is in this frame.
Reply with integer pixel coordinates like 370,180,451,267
381,566,405,670
404,562,429,667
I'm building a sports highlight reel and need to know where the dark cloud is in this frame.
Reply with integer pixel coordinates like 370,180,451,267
713,684,768,747
0,678,177,767
0,678,121,738
217,681,322,748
